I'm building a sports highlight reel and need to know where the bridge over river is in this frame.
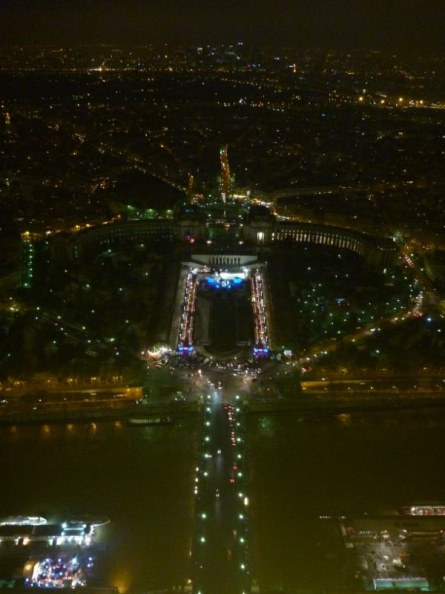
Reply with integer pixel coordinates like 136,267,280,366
191,391,255,594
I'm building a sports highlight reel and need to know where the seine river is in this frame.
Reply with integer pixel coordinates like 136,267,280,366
1,408,445,592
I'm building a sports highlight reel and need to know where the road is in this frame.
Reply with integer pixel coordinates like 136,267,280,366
192,388,251,594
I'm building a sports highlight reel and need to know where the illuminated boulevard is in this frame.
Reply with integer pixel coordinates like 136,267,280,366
191,389,252,594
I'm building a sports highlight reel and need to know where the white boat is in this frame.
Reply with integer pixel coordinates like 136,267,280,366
63,515,110,528
0,516,47,526
401,504,445,516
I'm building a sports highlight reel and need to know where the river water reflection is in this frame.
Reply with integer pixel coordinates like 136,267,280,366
0,419,198,592
248,409,445,591
0,409,444,592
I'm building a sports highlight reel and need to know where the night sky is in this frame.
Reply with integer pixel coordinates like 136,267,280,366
0,0,444,54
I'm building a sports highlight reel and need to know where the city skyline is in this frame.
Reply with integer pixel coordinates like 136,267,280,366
1,0,445,55
1,26,445,593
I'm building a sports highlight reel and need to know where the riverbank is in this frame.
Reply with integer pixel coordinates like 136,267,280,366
247,391,445,415
0,401,200,425
0,390,444,424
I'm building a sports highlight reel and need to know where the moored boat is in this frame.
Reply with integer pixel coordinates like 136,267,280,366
128,416,173,426
0,516,47,526
400,504,445,516
63,515,110,527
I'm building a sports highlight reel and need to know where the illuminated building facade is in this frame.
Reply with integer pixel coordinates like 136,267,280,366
47,212,398,271
272,221,397,268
